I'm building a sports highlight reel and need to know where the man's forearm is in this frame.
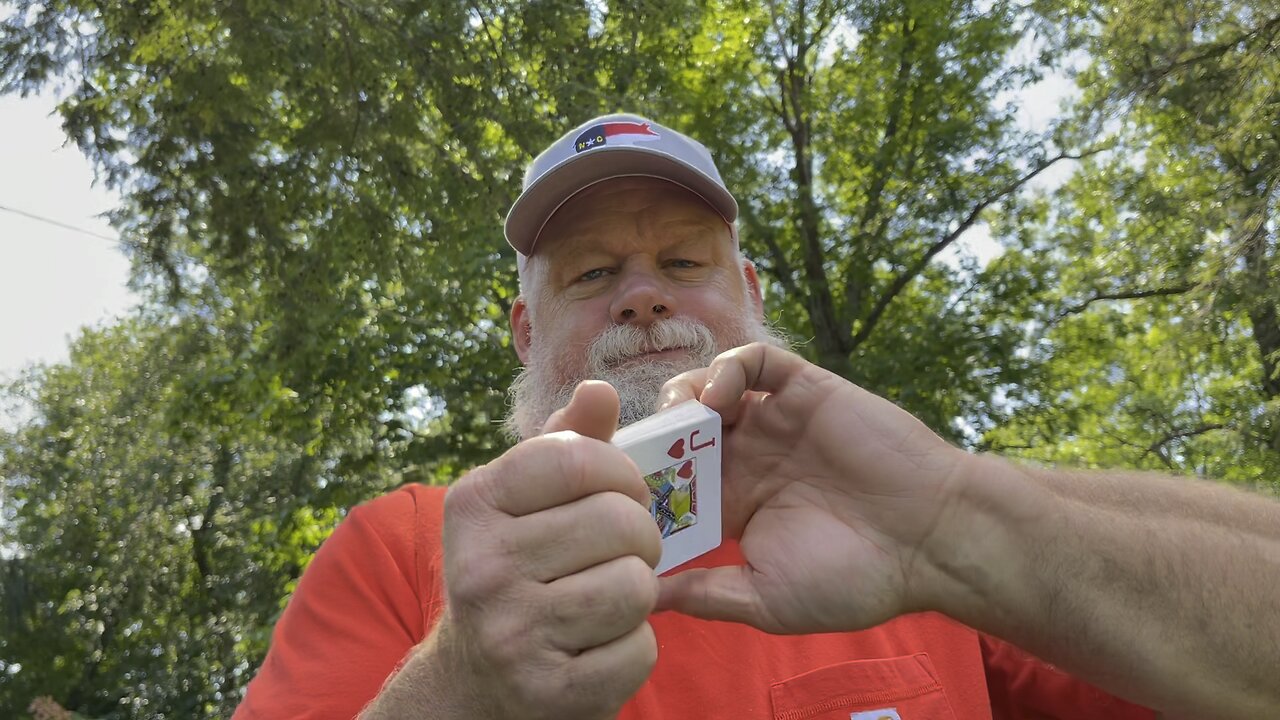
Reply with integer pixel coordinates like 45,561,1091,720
922,454,1280,717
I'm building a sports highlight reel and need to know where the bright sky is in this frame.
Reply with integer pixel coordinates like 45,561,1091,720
0,92,138,398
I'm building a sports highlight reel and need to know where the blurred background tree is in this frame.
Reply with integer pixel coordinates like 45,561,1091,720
0,0,1276,716
984,0,1280,480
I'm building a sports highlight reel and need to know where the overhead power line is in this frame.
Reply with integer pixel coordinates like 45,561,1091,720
0,202,121,244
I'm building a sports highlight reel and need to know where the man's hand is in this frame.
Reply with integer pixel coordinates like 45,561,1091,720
368,381,661,720
655,343,1280,718
655,342,970,634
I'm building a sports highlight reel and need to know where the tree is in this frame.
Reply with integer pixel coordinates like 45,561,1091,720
670,0,1093,433
1,314,344,717
983,0,1280,484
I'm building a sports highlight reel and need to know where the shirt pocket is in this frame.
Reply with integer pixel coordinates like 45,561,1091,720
770,653,958,720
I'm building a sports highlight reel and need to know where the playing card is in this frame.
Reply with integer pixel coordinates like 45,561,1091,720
612,401,722,574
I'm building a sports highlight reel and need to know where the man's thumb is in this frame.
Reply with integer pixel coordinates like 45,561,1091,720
541,380,620,442
656,566,772,630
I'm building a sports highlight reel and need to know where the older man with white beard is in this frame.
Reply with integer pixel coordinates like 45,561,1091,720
236,115,1280,720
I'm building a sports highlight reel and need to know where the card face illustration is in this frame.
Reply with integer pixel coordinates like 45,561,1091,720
612,401,722,574
644,457,698,538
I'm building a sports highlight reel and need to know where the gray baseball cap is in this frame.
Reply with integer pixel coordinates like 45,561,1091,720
504,113,739,258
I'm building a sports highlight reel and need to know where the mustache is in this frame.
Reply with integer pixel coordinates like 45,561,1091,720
585,317,719,371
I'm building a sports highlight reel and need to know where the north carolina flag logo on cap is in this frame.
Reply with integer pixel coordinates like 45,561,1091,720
573,121,659,153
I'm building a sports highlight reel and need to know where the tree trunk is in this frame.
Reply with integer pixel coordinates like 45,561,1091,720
784,54,853,377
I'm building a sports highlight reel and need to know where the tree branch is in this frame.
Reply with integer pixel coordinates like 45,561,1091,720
851,147,1108,348
765,0,793,67
1149,14,1280,77
753,222,803,300
751,65,788,121
842,12,917,322
780,24,850,367
1052,284,1196,323
1144,423,1228,459
331,0,364,154
801,0,837,59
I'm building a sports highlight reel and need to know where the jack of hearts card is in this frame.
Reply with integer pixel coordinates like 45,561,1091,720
612,401,722,574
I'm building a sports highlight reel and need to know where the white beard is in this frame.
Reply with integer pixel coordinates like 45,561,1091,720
505,315,789,441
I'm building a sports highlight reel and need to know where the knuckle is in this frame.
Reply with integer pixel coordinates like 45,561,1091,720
629,499,663,549
549,664,607,716
444,466,495,522
511,432,563,461
447,542,514,608
624,463,652,504
637,621,659,670
443,494,518,601
441,478,473,522
601,590,645,628
551,436,593,491
599,500,652,558
524,432,595,495
602,490,653,543
618,556,659,613
546,584,589,627
597,491,638,528
559,558,652,626
521,662,573,711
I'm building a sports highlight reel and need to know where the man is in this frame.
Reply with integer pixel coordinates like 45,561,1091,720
234,114,1280,719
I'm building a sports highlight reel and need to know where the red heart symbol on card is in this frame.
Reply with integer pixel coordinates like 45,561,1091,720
677,460,694,479
667,438,685,459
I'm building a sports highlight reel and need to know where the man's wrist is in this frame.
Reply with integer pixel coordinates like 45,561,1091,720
360,612,489,720
913,453,1057,631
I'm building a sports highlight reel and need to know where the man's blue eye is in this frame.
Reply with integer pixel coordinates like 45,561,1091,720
579,268,609,281
669,259,698,269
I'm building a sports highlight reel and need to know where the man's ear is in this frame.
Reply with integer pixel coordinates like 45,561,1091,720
741,259,765,322
511,295,534,364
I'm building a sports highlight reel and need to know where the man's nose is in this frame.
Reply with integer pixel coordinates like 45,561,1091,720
610,268,676,325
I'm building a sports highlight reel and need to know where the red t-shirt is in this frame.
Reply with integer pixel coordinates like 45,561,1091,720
233,484,1154,720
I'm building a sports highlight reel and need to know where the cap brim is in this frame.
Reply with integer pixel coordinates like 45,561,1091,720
504,145,739,256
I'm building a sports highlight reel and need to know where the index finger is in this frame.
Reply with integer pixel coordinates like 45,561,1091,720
657,367,709,412
480,432,650,517
666,343,807,420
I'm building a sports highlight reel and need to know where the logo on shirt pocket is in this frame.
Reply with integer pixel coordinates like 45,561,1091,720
850,710,902,720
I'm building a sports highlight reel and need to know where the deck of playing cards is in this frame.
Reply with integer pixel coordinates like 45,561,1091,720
612,401,722,574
